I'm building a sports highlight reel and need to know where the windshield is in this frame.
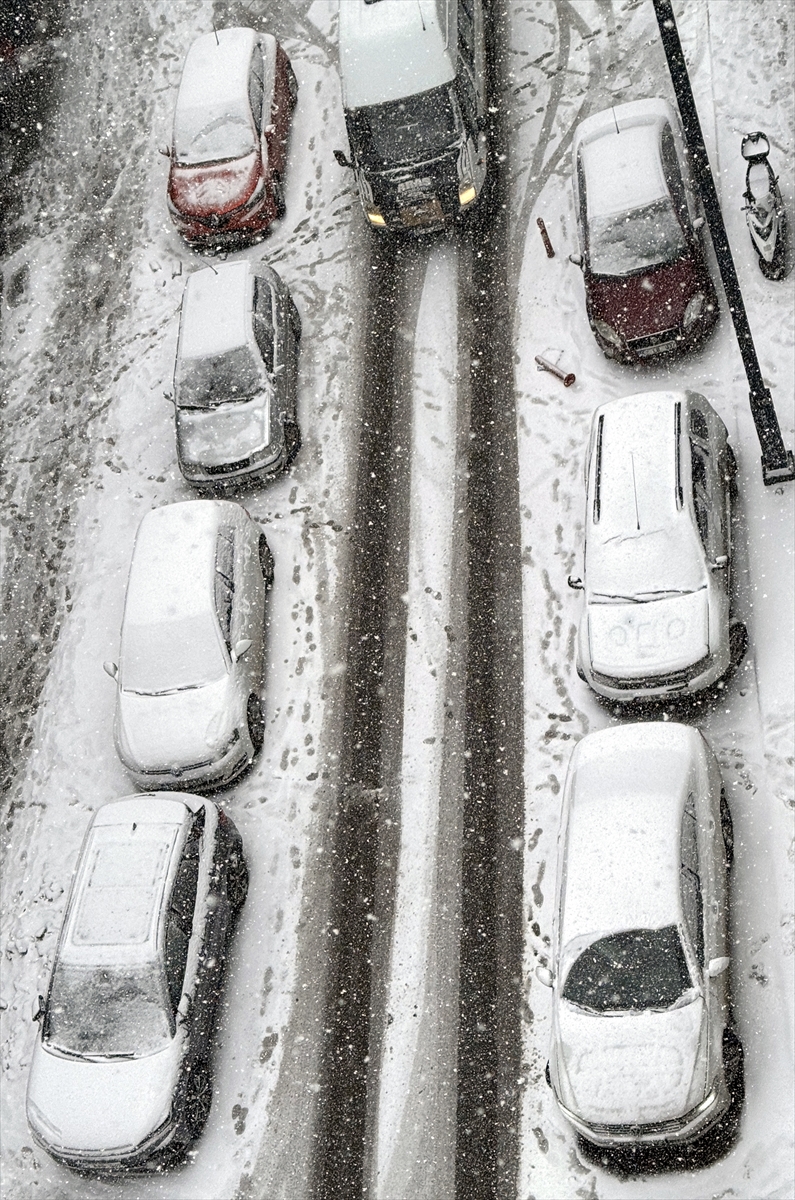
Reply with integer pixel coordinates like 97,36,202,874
589,197,688,275
347,85,460,170
122,613,227,694
177,344,268,409
562,926,693,1013
174,104,256,166
589,528,705,599
45,962,172,1057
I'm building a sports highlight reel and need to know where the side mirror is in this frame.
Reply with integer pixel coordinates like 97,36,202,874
32,995,45,1023
707,956,730,978
711,555,728,571
692,216,705,232
567,576,584,591
158,143,171,159
568,252,583,268
231,639,252,664
103,661,119,680
535,965,554,988
177,993,191,1024
163,390,175,405
333,149,352,170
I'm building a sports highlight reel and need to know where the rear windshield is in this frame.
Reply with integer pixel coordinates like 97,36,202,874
589,198,688,275
177,344,269,409
174,103,256,166
347,85,460,169
45,962,172,1058
562,926,693,1013
122,613,227,694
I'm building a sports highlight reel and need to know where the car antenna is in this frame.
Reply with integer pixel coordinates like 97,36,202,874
630,453,640,530
202,256,219,275
416,1,426,31
612,107,620,135
213,24,219,45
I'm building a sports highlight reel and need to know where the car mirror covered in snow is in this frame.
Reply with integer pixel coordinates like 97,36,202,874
31,995,45,1023
535,965,554,988
568,252,583,268
231,638,252,663
707,956,731,978
334,148,352,170
103,661,118,680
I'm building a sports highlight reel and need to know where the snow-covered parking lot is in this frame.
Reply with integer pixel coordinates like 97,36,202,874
1,2,792,1198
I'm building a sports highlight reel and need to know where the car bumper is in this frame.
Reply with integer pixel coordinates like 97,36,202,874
169,196,275,248
596,310,718,364
556,1077,732,1147
583,649,729,702
124,743,251,794
180,445,286,488
30,1117,182,1173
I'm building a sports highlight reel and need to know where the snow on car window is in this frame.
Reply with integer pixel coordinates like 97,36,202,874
589,198,688,276
122,612,227,693
177,345,269,408
45,963,172,1057
562,926,692,1013
174,105,256,166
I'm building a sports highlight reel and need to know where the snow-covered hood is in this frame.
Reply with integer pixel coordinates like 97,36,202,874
27,1039,178,1155
557,998,705,1125
177,393,273,469
169,151,261,218
588,590,708,678
118,675,237,772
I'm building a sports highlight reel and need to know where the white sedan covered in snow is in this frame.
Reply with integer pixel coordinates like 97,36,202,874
26,793,248,1170
537,722,741,1149
569,390,745,702
104,500,273,791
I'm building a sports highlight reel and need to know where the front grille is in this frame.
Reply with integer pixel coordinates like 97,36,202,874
627,327,681,356
584,1113,691,1137
592,653,711,691
138,758,214,777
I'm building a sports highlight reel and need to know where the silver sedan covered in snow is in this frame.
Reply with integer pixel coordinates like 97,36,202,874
26,793,248,1170
570,390,744,702
537,722,740,1148
104,500,273,790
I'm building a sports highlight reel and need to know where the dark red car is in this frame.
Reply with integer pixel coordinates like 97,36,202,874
167,27,297,250
571,99,718,363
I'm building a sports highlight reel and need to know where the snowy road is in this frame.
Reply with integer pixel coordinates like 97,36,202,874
1,2,793,1200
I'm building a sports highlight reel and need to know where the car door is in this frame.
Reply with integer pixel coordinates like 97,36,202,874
231,512,263,689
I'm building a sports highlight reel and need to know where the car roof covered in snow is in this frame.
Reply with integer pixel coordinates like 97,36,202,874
339,0,455,110
592,391,684,532
60,795,197,965
123,500,240,627
574,98,677,217
180,262,254,361
177,27,257,116
558,723,704,949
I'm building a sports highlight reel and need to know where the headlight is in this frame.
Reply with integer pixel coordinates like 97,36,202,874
683,292,705,328
592,317,623,348
695,1087,718,1115
459,184,477,207
367,209,386,227
217,728,241,759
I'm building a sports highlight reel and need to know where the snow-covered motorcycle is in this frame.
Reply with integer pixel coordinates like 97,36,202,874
741,131,789,280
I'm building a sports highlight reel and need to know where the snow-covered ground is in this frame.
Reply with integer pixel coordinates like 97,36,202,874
1,2,792,1199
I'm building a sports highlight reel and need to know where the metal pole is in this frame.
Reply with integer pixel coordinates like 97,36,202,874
653,0,795,486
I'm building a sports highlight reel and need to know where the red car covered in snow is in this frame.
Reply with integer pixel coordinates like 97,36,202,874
167,27,297,250
571,99,718,363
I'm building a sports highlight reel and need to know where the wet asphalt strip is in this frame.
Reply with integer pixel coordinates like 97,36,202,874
455,0,526,1196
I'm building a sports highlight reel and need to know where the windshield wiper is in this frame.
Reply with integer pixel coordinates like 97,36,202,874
591,592,645,603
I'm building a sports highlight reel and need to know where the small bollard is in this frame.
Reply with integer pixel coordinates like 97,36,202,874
537,217,555,258
535,354,575,387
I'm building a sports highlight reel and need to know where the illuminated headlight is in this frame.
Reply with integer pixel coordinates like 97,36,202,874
592,317,623,348
459,184,477,207
367,209,386,227
683,292,705,328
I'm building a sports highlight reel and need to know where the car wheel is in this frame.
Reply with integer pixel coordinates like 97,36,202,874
729,620,748,668
722,1027,744,1095
576,661,586,682
544,1061,551,1088
272,174,286,219
258,534,275,588
185,1059,213,1139
227,856,249,917
724,443,739,501
290,297,302,343
287,63,299,109
284,420,301,468
247,693,264,754
720,789,734,868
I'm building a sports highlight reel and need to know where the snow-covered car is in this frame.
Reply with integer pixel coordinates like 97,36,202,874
569,390,745,703
26,792,248,1171
166,27,297,250
537,722,742,1150
104,500,273,791
174,260,302,487
570,98,718,362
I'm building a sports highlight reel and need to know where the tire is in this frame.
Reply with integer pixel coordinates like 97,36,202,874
725,443,739,501
287,62,298,109
576,662,586,682
722,1027,744,1095
720,789,734,868
729,620,748,669
272,174,286,219
258,534,275,588
227,855,249,916
289,297,302,342
247,693,264,754
544,1061,551,1088
283,419,301,468
185,1059,212,1139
